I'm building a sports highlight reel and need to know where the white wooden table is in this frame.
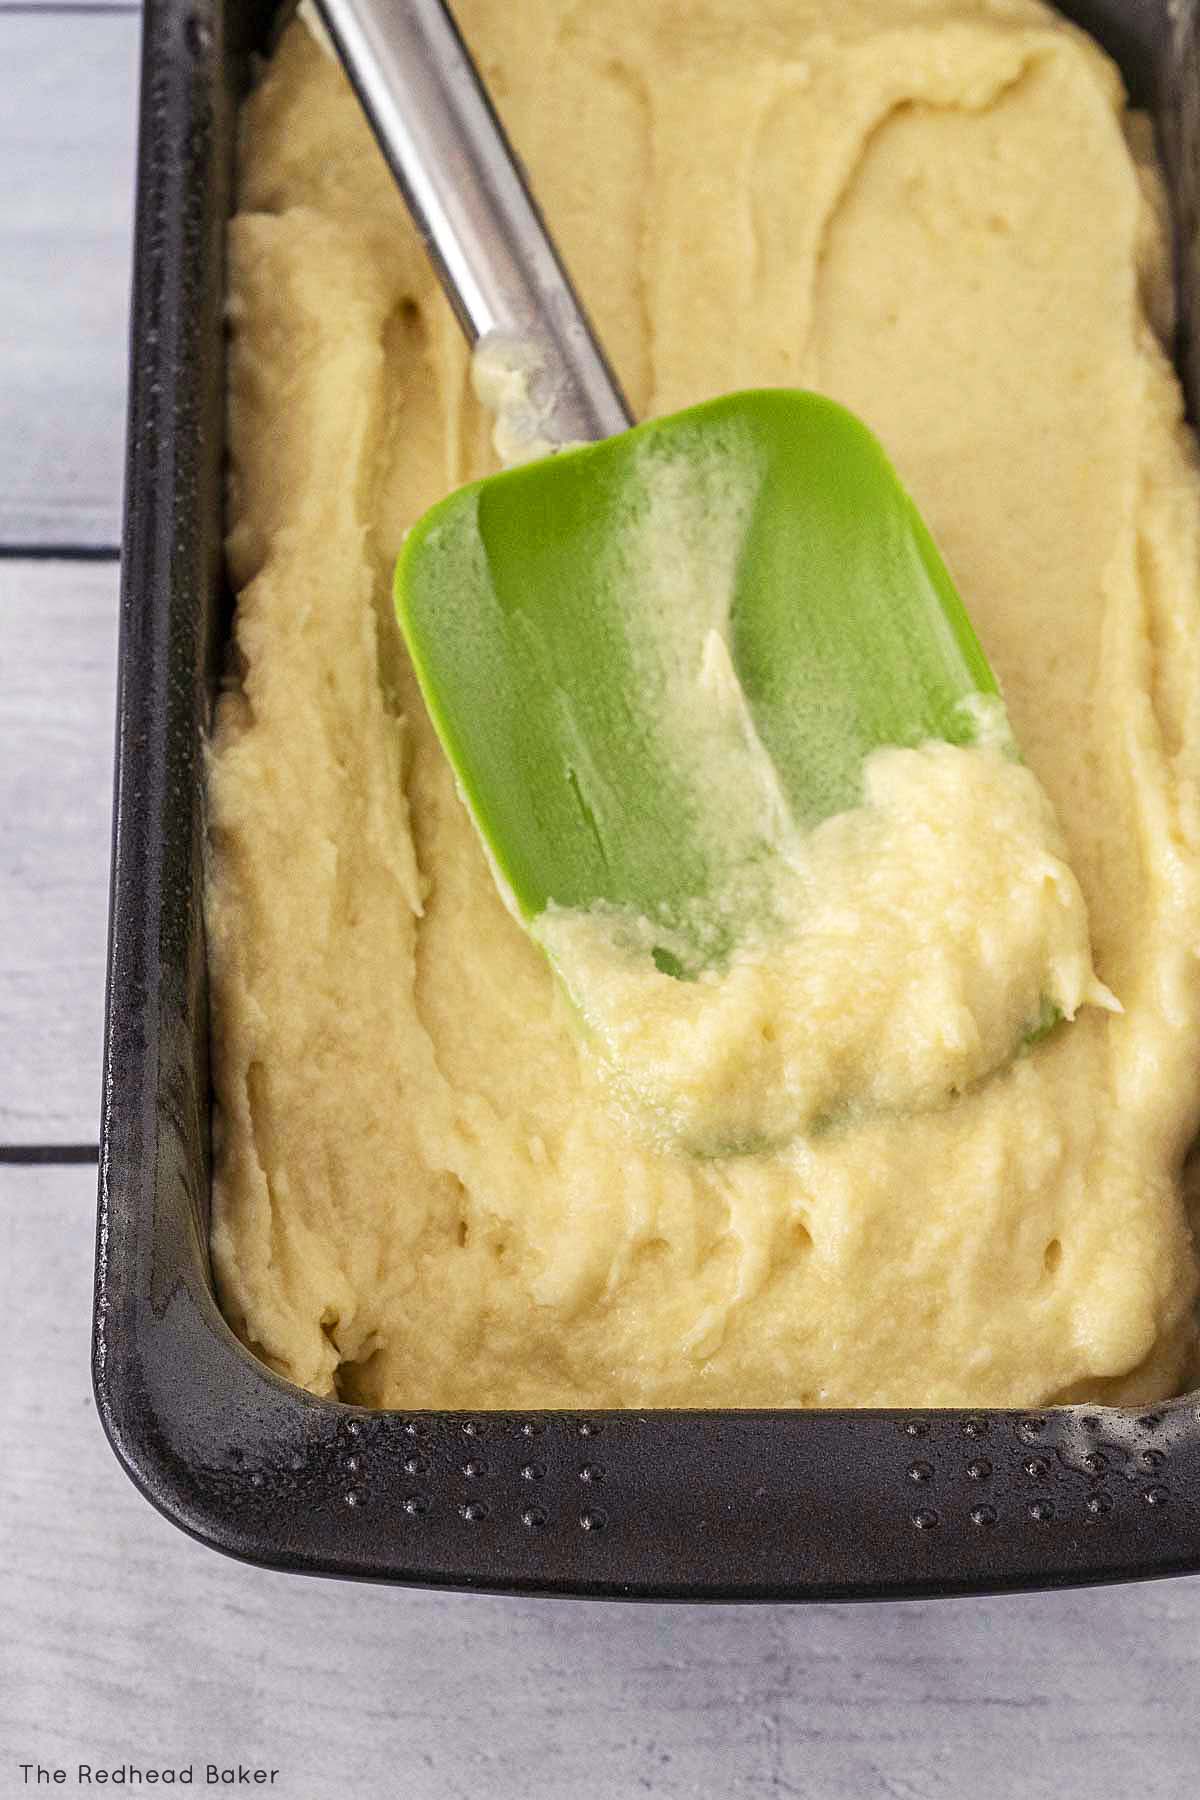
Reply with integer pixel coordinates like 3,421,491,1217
4,10,1200,1797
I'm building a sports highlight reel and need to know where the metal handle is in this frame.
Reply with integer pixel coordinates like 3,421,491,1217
313,0,633,448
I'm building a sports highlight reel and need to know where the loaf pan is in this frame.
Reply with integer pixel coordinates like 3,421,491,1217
94,0,1200,1598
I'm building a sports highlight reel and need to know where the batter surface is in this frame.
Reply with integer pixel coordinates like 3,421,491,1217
209,0,1200,1408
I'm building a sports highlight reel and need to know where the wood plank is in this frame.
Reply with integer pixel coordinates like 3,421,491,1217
3,1162,1200,1799
0,12,140,547
0,561,117,1144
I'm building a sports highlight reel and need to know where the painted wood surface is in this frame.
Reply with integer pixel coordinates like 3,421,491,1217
0,11,140,548
0,561,116,1145
5,5,1200,1796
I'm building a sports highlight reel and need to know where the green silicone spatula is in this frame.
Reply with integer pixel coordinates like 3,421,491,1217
317,0,1003,968
396,391,999,953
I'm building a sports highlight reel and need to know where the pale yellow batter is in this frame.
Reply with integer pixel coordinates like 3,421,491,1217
208,0,1200,1408
540,726,1115,1154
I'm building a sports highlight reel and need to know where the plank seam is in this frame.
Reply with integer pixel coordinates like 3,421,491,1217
0,5,141,14
0,1145,99,1164
0,545,120,562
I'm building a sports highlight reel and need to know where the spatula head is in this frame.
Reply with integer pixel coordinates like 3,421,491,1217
394,389,999,945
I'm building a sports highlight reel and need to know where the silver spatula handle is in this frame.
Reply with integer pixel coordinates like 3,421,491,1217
313,0,633,448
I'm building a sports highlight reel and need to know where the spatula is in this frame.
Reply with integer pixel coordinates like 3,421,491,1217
314,0,1062,1141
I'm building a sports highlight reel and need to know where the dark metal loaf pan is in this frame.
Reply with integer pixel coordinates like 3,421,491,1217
95,0,1200,1598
